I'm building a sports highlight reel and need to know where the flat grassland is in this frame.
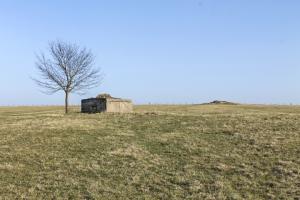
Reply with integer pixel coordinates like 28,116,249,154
0,105,299,199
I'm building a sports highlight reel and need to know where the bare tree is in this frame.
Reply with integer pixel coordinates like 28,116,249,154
33,41,102,114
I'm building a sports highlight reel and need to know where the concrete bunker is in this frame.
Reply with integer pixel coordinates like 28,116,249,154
81,94,133,113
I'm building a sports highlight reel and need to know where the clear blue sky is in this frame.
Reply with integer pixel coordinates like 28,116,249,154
0,0,299,105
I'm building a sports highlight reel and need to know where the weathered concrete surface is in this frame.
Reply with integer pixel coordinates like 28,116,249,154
106,99,133,113
81,94,133,113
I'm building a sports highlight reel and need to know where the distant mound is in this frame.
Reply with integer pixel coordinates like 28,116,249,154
204,100,239,105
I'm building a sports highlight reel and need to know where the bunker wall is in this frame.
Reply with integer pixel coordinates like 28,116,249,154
81,98,106,113
106,100,133,113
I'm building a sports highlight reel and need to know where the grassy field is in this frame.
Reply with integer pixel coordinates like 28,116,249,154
0,105,299,199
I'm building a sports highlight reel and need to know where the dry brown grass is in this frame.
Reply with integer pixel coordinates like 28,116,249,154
0,104,299,199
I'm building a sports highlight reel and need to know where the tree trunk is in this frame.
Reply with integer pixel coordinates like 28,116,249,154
65,92,69,114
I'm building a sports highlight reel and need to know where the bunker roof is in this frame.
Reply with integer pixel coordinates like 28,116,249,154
93,93,132,102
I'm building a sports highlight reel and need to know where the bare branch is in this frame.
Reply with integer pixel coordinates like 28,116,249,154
32,40,103,113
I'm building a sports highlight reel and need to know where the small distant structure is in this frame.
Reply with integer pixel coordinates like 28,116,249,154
203,100,238,105
81,94,133,113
